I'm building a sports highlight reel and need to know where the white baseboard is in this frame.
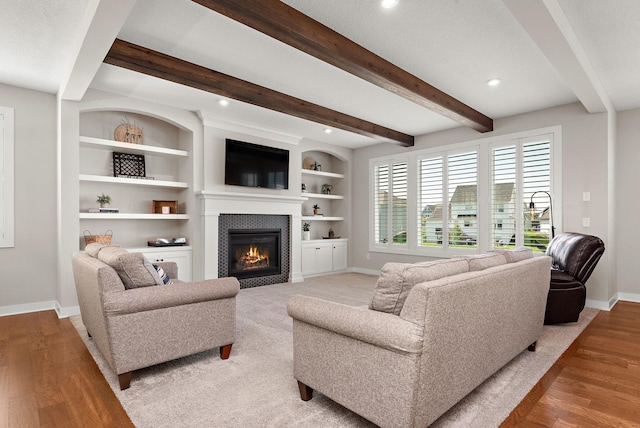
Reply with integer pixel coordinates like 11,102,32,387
616,292,640,304
0,300,80,319
55,301,80,318
585,298,614,311
586,292,640,312
0,300,56,317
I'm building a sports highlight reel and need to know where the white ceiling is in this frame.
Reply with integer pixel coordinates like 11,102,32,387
2,0,640,148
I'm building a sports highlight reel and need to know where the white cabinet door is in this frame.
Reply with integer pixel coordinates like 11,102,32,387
131,247,193,281
301,244,318,275
331,241,348,271
315,243,333,273
301,240,347,277
301,241,332,275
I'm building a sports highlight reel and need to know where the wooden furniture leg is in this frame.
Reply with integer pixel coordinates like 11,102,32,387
220,343,233,359
297,381,313,401
118,372,132,390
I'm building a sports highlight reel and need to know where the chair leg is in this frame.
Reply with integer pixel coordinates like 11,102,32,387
118,372,132,390
527,341,537,352
297,381,313,401
220,343,233,360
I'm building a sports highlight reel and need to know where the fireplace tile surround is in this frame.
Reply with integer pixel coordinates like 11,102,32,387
219,215,289,288
198,191,305,286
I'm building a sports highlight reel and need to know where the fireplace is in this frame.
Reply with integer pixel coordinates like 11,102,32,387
228,229,281,279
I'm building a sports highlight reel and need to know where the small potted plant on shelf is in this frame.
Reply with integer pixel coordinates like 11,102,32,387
313,204,320,215
96,193,112,208
302,222,311,240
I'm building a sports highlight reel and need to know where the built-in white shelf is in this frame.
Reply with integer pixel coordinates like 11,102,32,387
302,192,344,200
79,213,189,220
79,174,188,189
302,216,344,221
301,169,344,179
80,136,188,157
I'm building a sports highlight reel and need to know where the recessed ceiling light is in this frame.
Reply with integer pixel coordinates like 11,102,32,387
381,0,398,9
324,128,332,134
218,99,230,106
487,78,501,87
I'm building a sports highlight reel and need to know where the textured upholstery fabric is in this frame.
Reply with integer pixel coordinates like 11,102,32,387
369,258,469,315
85,242,108,257
490,246,533,263
72,251,240,389
465,253,507,271
97,246,163,289
289,255,551,427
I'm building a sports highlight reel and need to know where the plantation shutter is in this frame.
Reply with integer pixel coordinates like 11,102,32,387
418,156,443,247
491,145,517,248
447,151,477,248
373,163,389,244
391,162,408,245
523,140,551,251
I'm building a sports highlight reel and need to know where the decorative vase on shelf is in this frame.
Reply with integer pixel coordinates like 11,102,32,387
303,231,311,240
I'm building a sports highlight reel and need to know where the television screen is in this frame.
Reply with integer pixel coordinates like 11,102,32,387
224,139,289,189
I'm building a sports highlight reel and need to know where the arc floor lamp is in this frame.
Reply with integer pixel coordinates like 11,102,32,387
529,191,555,238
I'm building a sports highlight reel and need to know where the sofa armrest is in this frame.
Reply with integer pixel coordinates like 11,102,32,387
287,295,423,354
104,277,240,315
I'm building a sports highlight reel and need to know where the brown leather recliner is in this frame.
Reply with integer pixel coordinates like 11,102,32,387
544,232,605,324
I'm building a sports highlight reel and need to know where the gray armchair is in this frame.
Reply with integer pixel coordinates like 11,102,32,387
72,245,239,389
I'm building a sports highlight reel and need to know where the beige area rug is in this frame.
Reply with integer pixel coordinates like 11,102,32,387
70,273,598,427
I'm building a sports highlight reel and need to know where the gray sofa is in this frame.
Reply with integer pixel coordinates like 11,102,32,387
288,249,551,427
72,243,240,390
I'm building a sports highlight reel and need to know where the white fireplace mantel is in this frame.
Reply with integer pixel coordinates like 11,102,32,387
197,190,305,282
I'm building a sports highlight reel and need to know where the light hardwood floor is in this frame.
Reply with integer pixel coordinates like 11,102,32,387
1,302,639,427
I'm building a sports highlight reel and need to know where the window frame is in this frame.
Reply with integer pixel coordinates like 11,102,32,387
369,126,562,257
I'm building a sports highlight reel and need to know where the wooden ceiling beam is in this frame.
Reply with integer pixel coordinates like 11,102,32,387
104,39,414,146
192,0,493,133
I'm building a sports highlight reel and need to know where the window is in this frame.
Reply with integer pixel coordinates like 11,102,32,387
370,127,561,256
0,106,15,248
416,150,478,250
491,137,553,253
373,160,407,245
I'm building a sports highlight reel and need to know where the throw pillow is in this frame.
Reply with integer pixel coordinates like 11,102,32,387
97,247,163,289
369,258,470,315
153,264,173,285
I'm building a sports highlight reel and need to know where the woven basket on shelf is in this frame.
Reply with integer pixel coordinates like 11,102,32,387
83,230,113,245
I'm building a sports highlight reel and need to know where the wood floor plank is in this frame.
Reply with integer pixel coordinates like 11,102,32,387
0,311,132,428
2,302,640,428
501,301,640,427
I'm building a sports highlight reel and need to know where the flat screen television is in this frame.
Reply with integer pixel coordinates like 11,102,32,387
224,139,289,189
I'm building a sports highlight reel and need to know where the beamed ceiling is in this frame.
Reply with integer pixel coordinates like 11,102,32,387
3,1,640,148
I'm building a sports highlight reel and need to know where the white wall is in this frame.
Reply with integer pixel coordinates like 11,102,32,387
615,108,640,300
0,84,58,314
351,102,614,307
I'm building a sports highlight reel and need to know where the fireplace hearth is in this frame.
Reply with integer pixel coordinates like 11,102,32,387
228,229,281,280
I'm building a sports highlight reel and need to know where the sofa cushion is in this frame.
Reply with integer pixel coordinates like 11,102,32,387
97,247,163,289
370,258,470,315
490,247,533,263
85,242,108,258
465,253,508,271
